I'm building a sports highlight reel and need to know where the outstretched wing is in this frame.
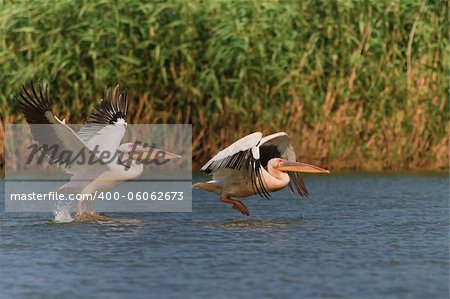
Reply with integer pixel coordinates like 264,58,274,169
200,132,271,197
16,82,102,174
77,84,128,155
259,132,309,197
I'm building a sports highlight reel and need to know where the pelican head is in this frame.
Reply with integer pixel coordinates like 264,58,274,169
119,142,182,162
269,158,330,174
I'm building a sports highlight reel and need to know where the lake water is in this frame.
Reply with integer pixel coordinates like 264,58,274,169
1,174,448,298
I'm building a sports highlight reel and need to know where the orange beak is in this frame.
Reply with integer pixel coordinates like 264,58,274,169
277,161,330,174
129,145,182,161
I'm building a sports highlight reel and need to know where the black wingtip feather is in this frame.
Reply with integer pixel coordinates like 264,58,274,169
86,84,129,125
201,148,271,199
288,172,309,197
17,81,52,124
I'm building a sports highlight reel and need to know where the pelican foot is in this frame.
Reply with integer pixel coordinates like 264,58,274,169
220,198,250,216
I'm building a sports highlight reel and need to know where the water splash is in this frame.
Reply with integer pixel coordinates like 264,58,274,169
53,202,74,223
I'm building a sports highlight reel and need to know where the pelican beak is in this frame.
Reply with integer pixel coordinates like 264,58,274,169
130,145,182,161
277,161,330,174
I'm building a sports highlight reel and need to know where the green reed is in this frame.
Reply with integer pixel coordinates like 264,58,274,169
0,0,448,171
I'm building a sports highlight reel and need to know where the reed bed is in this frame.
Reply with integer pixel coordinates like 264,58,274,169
0,0,448,171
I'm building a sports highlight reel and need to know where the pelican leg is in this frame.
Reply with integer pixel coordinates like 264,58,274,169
76,200,83,216
219,198,250,216
86,200,97,216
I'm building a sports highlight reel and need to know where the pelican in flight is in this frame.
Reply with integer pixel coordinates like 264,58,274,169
16,82,181,217
194,132,330,216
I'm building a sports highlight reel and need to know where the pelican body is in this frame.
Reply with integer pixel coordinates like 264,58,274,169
194,132,330,215
17,83,181,217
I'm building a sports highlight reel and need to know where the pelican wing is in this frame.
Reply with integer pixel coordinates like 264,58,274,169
200,132,271,197
77,85,128,155
259,132,309,197
200,132,262,174
16,83,108,176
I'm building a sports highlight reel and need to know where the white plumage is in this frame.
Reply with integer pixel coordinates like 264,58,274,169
195,132,329,216
17,82,181,217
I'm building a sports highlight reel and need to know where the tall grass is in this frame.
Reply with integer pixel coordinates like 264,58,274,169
0,0,448,171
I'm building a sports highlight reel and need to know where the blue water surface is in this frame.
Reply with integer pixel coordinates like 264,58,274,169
0,174,448,298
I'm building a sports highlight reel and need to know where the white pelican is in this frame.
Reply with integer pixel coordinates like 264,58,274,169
17,82,181,217
193,132,330,215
